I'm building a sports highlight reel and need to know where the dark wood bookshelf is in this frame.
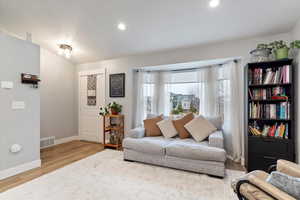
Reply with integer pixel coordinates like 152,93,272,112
245,59,295,172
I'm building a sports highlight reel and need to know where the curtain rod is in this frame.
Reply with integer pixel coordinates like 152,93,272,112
134,59,239,73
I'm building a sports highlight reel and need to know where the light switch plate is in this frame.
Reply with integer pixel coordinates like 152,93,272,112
1,81,14,89
12,101,25,110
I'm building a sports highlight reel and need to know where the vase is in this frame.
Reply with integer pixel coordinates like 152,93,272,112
275,48,289,60
250,48,271,62
111,108,119,115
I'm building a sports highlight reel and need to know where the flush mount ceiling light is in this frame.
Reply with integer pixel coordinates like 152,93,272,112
209,0,220,8
118,23,127,31
58,44,72,59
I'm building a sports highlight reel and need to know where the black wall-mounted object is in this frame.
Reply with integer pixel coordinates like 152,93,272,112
109,73,125,97
245,59,295,172
21,73,40,88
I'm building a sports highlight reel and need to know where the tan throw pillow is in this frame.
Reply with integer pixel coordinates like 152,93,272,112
172,113,194,139
184,116,217,142
144,115,163,137
157,119,178,138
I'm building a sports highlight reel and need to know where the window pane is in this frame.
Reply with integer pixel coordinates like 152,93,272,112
167,83,200,115
87,75,97,106
144,83,155,115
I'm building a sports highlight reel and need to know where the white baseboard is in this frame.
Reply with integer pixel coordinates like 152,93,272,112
54,136,80,145
0,159,41,180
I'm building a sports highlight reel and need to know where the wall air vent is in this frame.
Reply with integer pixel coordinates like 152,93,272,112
40,136,55,149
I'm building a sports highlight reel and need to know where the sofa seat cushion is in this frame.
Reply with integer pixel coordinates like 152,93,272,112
123,136,174,155
165,139,226,162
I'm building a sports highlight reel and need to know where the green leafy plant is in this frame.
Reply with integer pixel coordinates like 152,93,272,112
268,40,288,51
171,109,180,115
171,104,184,115
189,105,198,114
290,40,300,49
99,102,122,116
108,102,122,114
256,43,269,50
99,106,109,116
257,40,300,51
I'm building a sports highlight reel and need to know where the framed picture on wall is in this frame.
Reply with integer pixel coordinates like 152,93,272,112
109,73,125,97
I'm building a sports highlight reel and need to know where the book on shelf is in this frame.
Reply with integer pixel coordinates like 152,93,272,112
249,102,290,120
248,87,288,100
249,123,289,139
249,65,291,85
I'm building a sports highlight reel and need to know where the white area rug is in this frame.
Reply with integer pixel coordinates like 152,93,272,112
0,150,244,200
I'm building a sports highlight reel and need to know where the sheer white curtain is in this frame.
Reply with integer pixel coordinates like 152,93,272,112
134,70,161,127
134,70,146,128
222,61,243,162
197,66,219,117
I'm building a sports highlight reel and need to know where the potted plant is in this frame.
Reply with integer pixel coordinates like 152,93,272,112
268,40,289,60
108,102,122,115
99,102,122,116
250,44,272,62
290,40,300,58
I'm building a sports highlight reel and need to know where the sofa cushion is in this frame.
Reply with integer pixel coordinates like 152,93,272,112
123,136,174,155
144,115,163,137
157,119,178,138
173,113,194,139
184,116,217,142
165,139,226,162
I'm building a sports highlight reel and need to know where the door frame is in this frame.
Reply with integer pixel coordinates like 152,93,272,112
78,68,106,142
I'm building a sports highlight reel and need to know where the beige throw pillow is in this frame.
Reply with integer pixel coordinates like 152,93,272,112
144,115,163,137
157,119,178,138
184,116,217,142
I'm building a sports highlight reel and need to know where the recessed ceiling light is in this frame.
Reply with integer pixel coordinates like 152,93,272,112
209,0,220,8
118,23,126,31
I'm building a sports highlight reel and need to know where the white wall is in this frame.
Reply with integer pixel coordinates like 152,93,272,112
40,48,77,140
292,18,300,162
0,33,40,173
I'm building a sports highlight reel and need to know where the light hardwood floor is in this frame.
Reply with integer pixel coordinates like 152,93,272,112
0,140,244,193
0,140,104,193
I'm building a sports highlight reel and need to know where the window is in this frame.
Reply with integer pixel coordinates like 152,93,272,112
167,83,200,115
141,67,229,119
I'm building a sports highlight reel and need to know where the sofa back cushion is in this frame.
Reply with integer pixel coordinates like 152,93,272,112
144,115,163,137
206,116,223,130
172,113,194,139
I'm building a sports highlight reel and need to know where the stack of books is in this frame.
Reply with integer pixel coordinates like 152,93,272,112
249,102,290,119
249,65,291,85
249,123,289,139
248,87,287,100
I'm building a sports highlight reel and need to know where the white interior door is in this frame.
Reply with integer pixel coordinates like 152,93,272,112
79,69,105,143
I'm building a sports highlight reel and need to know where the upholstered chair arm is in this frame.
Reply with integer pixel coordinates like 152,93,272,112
208,131,224,149
277,160,300,178
125,127,145,138
247,174,296,200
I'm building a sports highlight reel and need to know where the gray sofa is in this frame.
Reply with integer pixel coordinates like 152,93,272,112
123,121,227,177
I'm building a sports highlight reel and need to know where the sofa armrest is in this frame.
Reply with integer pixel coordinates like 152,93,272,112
277,160,300,178
125,127,145,138
247,174,296,200
209,131,224,149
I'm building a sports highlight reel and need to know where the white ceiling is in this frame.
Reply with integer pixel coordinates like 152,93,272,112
1,0,300,64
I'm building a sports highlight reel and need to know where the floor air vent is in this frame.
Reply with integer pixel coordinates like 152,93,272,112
40,136,55,149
